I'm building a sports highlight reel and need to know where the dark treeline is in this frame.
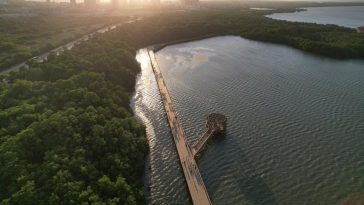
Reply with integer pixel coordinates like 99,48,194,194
115,10,364,59
0,31,147,205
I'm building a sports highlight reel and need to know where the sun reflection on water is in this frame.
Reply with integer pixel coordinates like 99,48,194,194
133,49,157,148
136,49,150,71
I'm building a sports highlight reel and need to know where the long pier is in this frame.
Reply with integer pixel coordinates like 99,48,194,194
148,50,213,205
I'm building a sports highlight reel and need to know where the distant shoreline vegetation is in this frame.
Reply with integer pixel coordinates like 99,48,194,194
123,10,364,59
1,6,364,74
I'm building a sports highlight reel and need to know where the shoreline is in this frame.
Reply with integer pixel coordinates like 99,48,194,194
151,34,229,52
129,65,152,205
149,34,363,61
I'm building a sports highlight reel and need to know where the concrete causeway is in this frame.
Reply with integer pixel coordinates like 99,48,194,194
148,50,213,205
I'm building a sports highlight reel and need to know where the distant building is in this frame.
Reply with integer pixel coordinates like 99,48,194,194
70,0,76,6
151,0,160,5
118,0,126,6
111,0,118,8
84,0,96,7
180,0,198,4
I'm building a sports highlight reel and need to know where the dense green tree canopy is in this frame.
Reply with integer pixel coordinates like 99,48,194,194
0,15,127,70
0,31,147,205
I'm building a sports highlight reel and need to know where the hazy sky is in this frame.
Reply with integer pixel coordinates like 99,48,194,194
24,0,364,4
26,0,364,2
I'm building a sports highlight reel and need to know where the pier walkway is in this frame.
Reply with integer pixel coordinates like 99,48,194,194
192,113,227,158
148,51,212,205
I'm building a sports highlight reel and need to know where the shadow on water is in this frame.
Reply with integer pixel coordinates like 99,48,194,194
200,133,277,205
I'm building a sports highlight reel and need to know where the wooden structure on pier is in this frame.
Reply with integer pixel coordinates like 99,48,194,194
192,113,227,158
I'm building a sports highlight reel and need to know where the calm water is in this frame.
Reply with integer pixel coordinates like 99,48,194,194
266,6,364,28
132,36,364,205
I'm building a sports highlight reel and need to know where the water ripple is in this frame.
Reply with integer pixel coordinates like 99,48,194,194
133,36,364,205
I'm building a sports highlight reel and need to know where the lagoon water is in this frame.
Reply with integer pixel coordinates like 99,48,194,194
132,36,364,205
266,6,364,28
